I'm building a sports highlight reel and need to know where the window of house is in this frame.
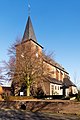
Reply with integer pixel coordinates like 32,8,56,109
58,86,59,90
55,86,57,90
51,85,54,95
74,88,76,94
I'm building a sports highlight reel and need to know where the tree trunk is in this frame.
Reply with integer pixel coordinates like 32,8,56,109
14,86,20,96
27,86,30,96
26,75,30,96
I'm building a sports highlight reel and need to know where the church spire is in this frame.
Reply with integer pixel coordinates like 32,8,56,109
22,16,37,42
22,0,37,42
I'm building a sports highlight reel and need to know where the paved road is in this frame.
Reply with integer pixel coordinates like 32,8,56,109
0,109,80,120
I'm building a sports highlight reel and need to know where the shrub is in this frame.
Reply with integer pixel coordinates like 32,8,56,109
76,90,80,101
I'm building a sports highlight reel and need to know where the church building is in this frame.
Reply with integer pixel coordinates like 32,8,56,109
15,15,78,97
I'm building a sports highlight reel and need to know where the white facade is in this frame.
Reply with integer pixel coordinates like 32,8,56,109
65,86,78,97
70,86,78,94
50,83,63,95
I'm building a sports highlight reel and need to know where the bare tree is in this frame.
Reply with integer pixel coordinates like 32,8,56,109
3,39,54,96
1,39,21,82
73,71,80,88
2,57,15,81
0,65,7,85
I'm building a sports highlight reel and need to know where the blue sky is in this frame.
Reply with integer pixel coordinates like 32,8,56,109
0,0,80,87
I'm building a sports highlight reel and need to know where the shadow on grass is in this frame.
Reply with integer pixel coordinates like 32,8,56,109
30,101,50,112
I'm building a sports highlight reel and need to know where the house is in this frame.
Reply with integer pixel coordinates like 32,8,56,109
0,84,11,96
14,16,78,97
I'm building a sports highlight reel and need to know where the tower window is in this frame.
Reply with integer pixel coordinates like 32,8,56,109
36,53,38,58
21,53,24,58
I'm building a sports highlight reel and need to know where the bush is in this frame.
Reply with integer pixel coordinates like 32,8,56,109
34,87,45,98
1,93,10,101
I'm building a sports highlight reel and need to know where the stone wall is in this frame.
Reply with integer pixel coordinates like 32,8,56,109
0,100,80,115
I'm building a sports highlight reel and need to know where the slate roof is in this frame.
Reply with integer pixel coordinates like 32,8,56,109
44,76,76,87
63,78,76,87
22,16,37,42
44,76,63,85
43,55,68,74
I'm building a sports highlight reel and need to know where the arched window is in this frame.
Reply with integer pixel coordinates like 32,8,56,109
60,71,63,81
56,69,59,80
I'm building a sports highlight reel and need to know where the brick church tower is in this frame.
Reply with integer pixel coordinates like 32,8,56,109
16,16,43,63
15,16,44,96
